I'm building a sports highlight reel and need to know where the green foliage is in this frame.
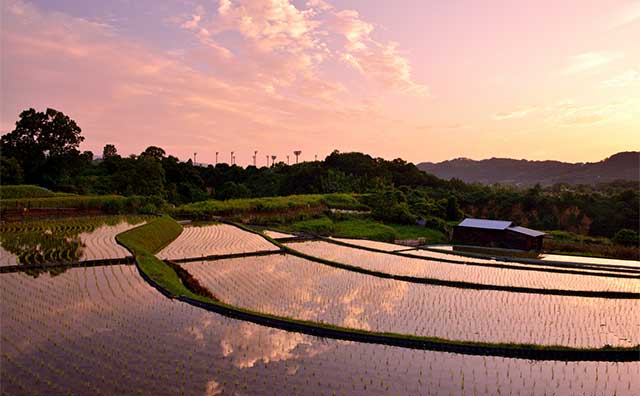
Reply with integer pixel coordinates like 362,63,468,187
174,193,366,218
0,185,73,199
0,194,166,215
365,190,417,225
613,229,639,247
1,108,87,187
287,217,336,235
0,157,23,184
388,223,447,242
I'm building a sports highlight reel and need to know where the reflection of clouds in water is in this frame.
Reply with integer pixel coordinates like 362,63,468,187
186,255,410,334
219,322,319,369
182,308,330,370
204,379,223,396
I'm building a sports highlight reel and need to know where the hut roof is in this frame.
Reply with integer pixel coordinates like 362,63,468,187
458,218,512,230
507,226,546,237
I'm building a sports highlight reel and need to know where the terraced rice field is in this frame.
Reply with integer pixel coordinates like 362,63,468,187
427,245,640,269
182,255,639,348
402,248,636,277
0,217,146,266
5,265,637,396
290,241,640,293
329,237,410,251
157,224,279,260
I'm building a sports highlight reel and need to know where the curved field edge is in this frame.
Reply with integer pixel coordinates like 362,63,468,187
115,217,640,361
232,224,640,299
314,235,640,277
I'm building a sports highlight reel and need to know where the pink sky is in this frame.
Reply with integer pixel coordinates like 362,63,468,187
1,0,639,166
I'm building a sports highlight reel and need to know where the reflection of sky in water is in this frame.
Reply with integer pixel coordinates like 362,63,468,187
426,244,640,269
291,241,640,293
1,265,639,396
185,255,639,348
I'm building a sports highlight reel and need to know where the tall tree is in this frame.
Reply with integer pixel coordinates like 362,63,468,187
1,108,84,185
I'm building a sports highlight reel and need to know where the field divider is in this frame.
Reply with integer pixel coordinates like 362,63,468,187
416,245,640,273
315,236,640,278
171,249,285,264
0,257,136,274
225,222,640,299
116,216,640,362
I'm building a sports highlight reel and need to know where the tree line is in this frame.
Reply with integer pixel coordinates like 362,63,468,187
1,108,638,241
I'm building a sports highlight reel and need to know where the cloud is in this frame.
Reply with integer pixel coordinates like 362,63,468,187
2,0,394,164
563,51,620,74
175,0,427,97
492,107,537,121
609,1,640,29
545,101,631,126
600,69,640,87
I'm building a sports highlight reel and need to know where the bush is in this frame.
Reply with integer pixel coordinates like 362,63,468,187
0,185,73,199
613,229,639,247
289,217,336,235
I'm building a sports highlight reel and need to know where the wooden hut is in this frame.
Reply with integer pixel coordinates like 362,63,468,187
452,218,545,251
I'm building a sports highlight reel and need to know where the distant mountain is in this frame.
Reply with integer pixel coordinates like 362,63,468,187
417,151,639,186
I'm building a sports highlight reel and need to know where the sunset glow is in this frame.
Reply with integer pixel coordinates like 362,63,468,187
2,0,639,165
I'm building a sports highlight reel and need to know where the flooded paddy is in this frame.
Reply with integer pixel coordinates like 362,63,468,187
182,255,639,348
157,224,279,260
290,241,640,293
1,264,638,396
0,217,146,267
329,237,411,251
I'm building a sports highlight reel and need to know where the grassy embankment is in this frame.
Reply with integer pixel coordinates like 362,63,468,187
282,216,446,243
544,231,639,261
0,185,75,199
116,217,639,360
172,193,367,220
115,215,202,299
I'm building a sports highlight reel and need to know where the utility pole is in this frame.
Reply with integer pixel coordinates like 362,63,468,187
193,152,197,165
266,155,269,166
294,150,302,164
215,152,219,165
230,151,234,165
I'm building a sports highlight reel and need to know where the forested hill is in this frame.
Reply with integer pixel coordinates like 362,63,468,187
417,151,639,186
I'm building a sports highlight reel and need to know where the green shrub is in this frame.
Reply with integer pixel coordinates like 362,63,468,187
0,185,73,199
613,229,639,247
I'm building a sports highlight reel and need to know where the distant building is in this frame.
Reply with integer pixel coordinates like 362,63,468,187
452,218,545,251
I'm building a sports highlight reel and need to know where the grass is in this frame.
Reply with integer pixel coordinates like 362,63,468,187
172,193,367,218
283,216,446,243
0,185,74,199
1,195,162,216
116,215,198,298
544,230,639,260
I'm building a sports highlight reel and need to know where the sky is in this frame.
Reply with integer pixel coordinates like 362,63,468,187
1,0,639,166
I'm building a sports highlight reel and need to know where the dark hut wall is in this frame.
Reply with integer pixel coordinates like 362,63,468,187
452,227,543,251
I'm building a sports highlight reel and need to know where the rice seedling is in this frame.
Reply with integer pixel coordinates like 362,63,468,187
289,241,640,294
181,254,639,348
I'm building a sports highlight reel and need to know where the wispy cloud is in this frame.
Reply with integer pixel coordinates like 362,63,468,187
545,101,631,126
600,69,640,87
609,1,640,29
492,107,537,121
563,51,620,74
